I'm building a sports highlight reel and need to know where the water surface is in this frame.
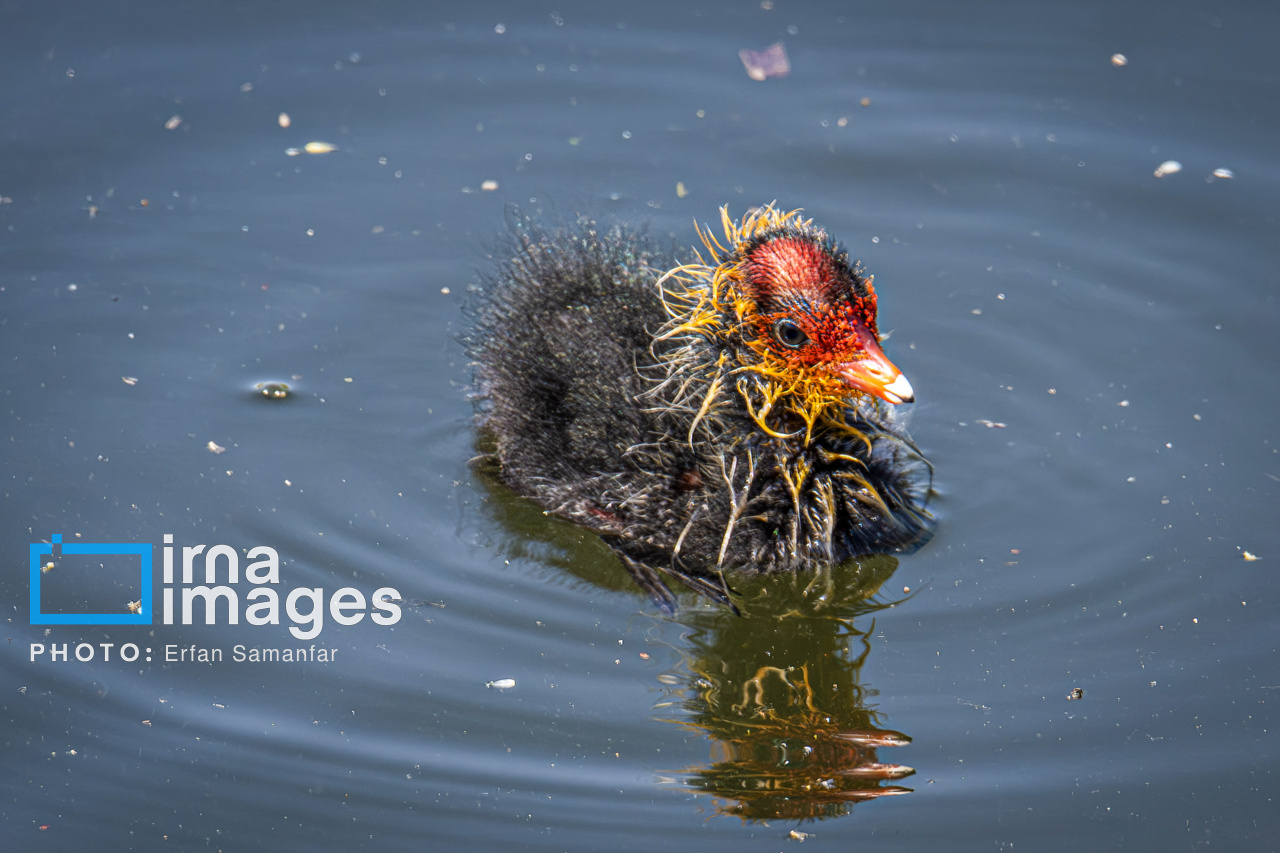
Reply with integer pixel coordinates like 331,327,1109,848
3,1,1278,851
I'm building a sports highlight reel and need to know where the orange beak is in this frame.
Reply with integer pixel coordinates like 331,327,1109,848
834,327,915,405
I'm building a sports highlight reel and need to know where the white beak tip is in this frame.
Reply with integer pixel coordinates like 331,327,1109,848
881,373,915,405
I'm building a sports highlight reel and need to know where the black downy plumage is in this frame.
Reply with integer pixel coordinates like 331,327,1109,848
466,205,932,611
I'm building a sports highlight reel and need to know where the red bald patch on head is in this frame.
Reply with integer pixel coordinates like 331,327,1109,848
742,236,842,304
737,232,885,373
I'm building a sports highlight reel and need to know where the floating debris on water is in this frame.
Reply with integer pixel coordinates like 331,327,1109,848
486,678,516,690
278,112,291,128
164,115,183,130
739,42,790,81
207,441,226,455
122,376,138,386
1067,687,1084,701
1242,551,1258,561
304,141,337,154
1211,167,1234,179
1111,53,1128,66
1153,160,1182,178
255,381,291,399
480,179,499,191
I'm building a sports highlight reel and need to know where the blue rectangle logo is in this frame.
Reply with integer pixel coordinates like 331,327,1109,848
29,535,152,625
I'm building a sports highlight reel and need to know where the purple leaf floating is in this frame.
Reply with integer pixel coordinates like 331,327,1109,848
739,42,790,81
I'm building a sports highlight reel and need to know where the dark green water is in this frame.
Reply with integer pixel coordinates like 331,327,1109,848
3,1,1278,850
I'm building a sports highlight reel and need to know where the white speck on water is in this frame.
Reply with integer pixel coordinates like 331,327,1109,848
1153,160,1182,178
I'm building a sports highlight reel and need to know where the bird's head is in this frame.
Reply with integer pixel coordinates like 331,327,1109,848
656,206,913,442
735,224,913,406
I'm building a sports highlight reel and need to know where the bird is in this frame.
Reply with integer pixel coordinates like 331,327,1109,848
467,204,932,611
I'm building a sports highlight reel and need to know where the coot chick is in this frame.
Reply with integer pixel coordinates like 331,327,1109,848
468,205,932,610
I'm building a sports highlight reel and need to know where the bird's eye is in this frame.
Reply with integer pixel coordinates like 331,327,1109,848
772,319,809,349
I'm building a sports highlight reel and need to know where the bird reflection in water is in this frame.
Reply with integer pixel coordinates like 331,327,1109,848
473,465,918,822
654,555,914,821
